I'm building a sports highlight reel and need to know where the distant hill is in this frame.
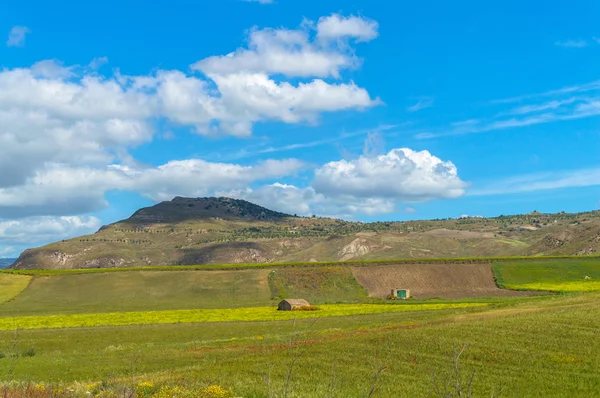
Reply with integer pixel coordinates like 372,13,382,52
0,258,17,268
10,197,600,270
125,196,292,224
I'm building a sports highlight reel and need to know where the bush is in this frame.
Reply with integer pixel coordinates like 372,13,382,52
21,347,36,357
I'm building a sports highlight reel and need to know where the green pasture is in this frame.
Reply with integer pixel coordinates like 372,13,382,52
494,259,600,292
0,274,31,304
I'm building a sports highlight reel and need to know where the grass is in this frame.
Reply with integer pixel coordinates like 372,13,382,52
4,254,600,276
493,259,600,292
268,266,369,303
0,293,598,396
0,270,273,316
0,258,599,396
0,274,32,304
0,303,488,331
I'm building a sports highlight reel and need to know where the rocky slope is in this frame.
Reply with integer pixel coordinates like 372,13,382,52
10,198,600,269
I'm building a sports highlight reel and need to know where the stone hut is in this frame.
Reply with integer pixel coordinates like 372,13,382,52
277,299,310,311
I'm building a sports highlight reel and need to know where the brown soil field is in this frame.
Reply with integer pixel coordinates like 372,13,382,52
351,263,538,299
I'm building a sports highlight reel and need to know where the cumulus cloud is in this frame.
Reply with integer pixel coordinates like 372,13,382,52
0,216,102,245
219,147,466,219
220,183,397,219
0,215,102,257
194,15,377,78
0,13,378,195
313,148,467,202
0,159,305,218
6,26,30,47
316,14,379,42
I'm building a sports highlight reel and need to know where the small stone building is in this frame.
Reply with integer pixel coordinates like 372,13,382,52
278,299,310,311
390,289,410,299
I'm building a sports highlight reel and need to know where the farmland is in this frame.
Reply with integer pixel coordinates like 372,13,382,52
0,258,598,396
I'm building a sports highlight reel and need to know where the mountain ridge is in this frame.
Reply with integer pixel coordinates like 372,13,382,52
9,197,600,270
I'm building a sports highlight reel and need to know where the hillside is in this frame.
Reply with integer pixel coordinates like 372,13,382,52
10,197,600,269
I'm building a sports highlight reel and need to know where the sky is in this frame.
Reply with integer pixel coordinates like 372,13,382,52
1,0,600,257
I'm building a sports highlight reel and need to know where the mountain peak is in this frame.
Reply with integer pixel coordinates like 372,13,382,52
126,196,293,224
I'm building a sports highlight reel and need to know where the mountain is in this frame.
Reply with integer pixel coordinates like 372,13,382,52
10,197,600,270
0,258,17,268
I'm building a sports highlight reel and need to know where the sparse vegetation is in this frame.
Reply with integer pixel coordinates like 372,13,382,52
9,197,600,270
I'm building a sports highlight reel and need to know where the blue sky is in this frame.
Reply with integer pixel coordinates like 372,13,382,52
1,0,599,257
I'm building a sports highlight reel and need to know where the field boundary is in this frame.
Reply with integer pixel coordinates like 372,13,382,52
3,254,600,276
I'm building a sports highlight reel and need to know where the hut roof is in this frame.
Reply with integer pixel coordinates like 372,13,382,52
280,299,310,306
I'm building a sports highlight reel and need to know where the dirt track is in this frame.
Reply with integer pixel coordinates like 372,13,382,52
351,263,537,299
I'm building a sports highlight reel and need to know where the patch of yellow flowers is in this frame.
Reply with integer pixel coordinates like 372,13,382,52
505,280,600,292
0,303,488,331
135,384,233,398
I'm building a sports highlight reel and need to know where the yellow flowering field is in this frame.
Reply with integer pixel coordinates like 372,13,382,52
0,302,487,331
0,274,32,304
505,281,600,292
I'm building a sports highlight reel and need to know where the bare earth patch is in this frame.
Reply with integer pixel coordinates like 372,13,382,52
351,263,542,299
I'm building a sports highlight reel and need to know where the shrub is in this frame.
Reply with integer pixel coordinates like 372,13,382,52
22,347,36,357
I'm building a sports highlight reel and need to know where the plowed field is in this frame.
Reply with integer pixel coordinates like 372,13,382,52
351,263,538,299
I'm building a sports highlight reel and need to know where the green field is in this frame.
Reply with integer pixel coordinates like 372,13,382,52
0,274,32,304
269,266,370,303
0,258,599,397
494,259,600,292
0,270,273,316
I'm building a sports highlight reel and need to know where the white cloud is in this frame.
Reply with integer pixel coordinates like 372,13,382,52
0,216,102,245
407,97,434,112
156,70,376,136
0,246,17,258
6,26,30,47
30,59,76,79
243,0,275,4
0,159,305,218
418,90,600,139
220,183,397,219
469,167,600,196
0,215,102,257
555,39,588,48
219,147,467,219
193,21,362,78
0,13,378,191
313,148,467,202
316,14,379,42
88,56,109,70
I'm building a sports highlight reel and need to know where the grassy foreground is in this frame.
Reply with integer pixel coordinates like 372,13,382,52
0,259,598,396
0,293,598,397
